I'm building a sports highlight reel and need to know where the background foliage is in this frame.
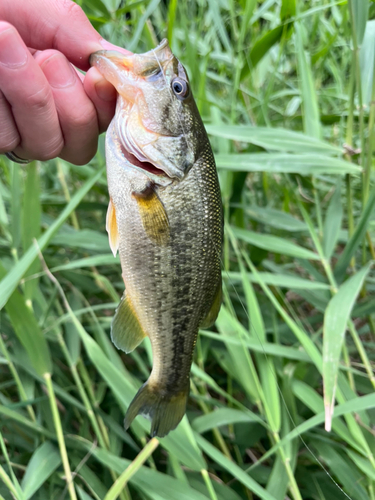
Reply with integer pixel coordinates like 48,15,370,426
1,0,375,499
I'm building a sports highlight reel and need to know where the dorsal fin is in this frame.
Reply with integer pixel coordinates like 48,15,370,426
132,186,170,246
111,294,147,353
106,198,119,257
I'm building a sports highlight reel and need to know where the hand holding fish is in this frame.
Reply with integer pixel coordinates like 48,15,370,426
0,0,127,164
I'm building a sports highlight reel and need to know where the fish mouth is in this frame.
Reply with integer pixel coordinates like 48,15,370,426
90,50,137,102
120,144,169,178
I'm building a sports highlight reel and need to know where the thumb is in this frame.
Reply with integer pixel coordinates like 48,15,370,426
0,0,130,70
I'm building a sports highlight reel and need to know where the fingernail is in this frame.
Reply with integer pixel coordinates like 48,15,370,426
41,54,76,89
100,38,132,55
0,28,28,68
95,79,116,101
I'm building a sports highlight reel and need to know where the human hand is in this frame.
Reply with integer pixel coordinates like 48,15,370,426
0,0,129,165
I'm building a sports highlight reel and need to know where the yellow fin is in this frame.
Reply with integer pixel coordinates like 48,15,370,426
111,295,147,353
133,187,169,246
106,198,119,257
124,379,189,437
200,281,222,328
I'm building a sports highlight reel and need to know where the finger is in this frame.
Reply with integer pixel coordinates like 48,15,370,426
33,50,85,83
1,0,132,70
84,67,116,133
0,22,63,161
0,89,20,154
36,50,99,165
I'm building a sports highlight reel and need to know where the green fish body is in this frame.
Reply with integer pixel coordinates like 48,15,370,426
90,40,222,437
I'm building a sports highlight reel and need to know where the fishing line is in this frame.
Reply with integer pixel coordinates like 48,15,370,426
152,46,355,500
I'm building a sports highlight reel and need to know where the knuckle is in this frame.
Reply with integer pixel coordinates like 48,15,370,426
60,0,86,21
0,94,20,153
0,135,19,154
0,21,16,34
34,49,60,65
25,86,53,114
37,139,64,161
70,107,97,130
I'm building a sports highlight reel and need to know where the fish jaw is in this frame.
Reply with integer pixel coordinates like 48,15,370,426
89,50,139,103
90,41,196,182
106,119,173,188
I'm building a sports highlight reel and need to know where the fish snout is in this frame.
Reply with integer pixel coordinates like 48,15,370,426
89,50,137,97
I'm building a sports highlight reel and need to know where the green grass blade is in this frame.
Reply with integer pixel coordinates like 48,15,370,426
334,187,375,279
226,271,330,290
10,163,22,252
349,0,369,46
22,162,41,302
295,22,321,138
359,20,375,105
206,126,341,154
0,166,104,310
247,391,375,469
128,0,161,51
323,182,343,260
232,226,319,260
0,264,52,377
104,438,159,500
192,408,258,434
313,442,369,500
21,442,61,500
195,434,278,500
216,153,360,175
323,261,372,431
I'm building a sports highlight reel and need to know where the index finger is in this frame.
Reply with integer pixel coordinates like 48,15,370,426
0,0,130,70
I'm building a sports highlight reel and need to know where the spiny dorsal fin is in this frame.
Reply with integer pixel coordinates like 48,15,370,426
200,281,222,329
106,198,119,257
132,186,169,246
111,294,147,353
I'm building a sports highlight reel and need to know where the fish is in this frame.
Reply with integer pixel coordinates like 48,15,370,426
90,39,223,438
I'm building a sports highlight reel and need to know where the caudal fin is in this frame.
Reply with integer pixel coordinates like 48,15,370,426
124,380,189,437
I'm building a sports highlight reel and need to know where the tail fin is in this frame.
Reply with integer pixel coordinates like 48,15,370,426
124,380,189,437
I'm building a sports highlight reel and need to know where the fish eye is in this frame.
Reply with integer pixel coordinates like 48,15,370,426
171,78,189,100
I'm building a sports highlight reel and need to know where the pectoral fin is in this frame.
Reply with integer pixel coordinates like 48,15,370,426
106,198,119,257
132,187,169,246
111,294,147,353
200,281,222,328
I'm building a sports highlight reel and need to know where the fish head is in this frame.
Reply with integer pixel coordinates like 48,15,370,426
90,40,205,184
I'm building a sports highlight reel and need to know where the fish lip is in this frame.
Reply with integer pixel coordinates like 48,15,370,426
115,108,185,182
119,143,177,187
89,51,136,93
125,148,184,183
90,50,134,69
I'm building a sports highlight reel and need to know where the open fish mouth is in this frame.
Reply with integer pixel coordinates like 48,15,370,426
119,143,169,178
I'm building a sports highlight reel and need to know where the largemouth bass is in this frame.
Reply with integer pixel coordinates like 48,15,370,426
90,39,223,437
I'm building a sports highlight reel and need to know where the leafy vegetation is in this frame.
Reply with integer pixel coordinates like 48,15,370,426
1,0,375,499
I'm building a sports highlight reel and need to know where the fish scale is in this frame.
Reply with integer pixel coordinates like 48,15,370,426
90,39,223,437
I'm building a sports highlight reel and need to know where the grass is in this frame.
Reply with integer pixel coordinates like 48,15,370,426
1,0,375,499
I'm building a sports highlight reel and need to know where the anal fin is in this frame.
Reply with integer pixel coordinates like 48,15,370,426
106,198,119,257
200,281,222,329
132,186,169,246
111,295,147,353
